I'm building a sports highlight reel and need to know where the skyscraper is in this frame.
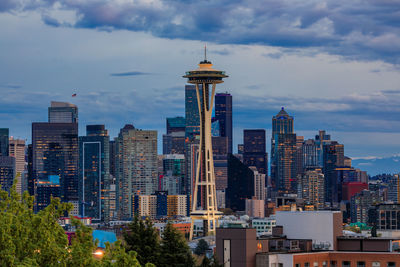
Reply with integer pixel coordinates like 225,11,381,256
79,125,111,222
32,123,78,206
0,128,9,156
323,141,344,204
297,168,325,209
183,51,227,239
0,155,15,193
163,116,186,154
116,124,158,220
226,154,254,211
9,138,25,194
215,93,233,154
162,154,185,195
185,85,201,139
48,101,78,123
243,129,268,175
166,116,186,134
270,108,297,193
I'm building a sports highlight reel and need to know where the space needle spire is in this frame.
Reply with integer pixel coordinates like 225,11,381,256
183,48,228,239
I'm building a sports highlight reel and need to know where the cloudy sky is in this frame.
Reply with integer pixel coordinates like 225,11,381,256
1,0,400,165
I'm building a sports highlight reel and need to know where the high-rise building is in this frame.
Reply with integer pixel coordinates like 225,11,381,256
163,117,186,154
32,122,78,205
243,129,268,176
0,128,9,156
323,141,344,204
334,167,358,202
215,93,233,154
251,167,266,201
350,190,381,224
27,144,34,196
167,195,187,218
116,124,158,220
270,108,297,193
226,154,254,211
166,116,186,134
185,85,201,139
133,194,157,219
9,138,25,194
161,154,185,195
388,174,400,203
183,52,227,239
295,136,304,177
297,168,325,209
0,155,15,193
369,203,400,230
48,101,78,123
245,198,265,218
35,175,61,212
162,131,185,154
79,125,111,222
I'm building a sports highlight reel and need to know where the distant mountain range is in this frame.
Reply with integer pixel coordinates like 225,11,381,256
352,155,400,176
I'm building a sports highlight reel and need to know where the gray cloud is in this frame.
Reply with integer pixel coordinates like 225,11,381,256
2,0,400,64
110,71,151,77
0,83,22,89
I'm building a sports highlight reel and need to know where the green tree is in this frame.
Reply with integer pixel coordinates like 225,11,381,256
198,253,222,267
194,239,209,255
123,214,161,266
159,222,195,267
0,182,141,267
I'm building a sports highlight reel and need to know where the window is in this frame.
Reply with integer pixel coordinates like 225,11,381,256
357,262,365,267
305,263,310,267
387,263,396,267
295,264,301,267
314,263,319,267
331,261,337,267
323,262,327,267
342,262,351,267
372,263,381,267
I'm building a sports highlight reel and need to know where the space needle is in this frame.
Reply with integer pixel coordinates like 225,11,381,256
184,48,228,239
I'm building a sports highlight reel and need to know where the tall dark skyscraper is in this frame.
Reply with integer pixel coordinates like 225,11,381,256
243,129,268,175
32,123,79,206
226,154,254,211
215,93,233,154
270,108,297,193
79,125,110,222
323,141,344,204
48,101,78,123
0,128,9,156
185,84,201,139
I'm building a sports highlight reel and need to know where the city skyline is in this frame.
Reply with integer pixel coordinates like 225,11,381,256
1,1,400,175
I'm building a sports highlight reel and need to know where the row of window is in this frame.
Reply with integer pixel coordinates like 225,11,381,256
295,261,396,267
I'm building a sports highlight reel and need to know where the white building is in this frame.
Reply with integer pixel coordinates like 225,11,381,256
245,198,265,218
275,210,342,250
251,216,276,235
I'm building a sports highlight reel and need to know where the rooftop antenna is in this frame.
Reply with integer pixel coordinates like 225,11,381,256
204,44,207,61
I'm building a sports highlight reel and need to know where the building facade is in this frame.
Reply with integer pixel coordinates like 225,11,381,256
215,93,233,154
9,138,25,194
48,101,78,123
32,122,78,205
271,108,297,193
0,155,15,193
298,168,325,209
0,128,9,156
79,125,111,222
116,125,158,219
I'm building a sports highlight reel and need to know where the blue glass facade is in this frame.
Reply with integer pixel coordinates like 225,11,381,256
79,125,110,222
